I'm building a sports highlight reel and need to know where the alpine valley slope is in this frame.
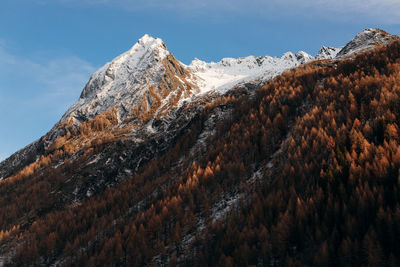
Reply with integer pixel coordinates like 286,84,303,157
0,28,399,266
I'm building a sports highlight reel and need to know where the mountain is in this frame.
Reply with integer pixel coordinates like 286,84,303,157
1,29,400,266
61,35,320,127
0,35,316,181
63,34,196,125
315,46,341,60
336,28,398,58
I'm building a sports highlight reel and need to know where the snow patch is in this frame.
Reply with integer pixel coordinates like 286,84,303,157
266,161,273,168
336,28,397,58
86,189,93,198
87,154,101,165
54,161,65,168
211,192,243,223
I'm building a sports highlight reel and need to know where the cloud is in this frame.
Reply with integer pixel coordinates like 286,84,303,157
42,0,400,24
268,0,400,23
0,41,96,113
0,41,97,160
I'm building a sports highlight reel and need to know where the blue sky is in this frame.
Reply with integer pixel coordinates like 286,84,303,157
1,0,400,161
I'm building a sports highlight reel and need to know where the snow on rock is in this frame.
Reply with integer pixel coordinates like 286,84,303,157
294,51,314,63
211,192,243,223
0,34,332,175
61,34,173,124
59,34,319,127
336,28,398,58
188,50,313,95
315,46,342,60
87,154,102,165
3,30,394,178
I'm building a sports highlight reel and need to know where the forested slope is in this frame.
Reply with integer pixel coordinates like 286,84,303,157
1,39,400,266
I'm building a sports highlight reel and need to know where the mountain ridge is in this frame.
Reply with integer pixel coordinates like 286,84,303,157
1,28,400,266
0,28,397,181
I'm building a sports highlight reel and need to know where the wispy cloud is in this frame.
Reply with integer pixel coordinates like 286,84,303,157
41,0,400,24
267,0,400,24
0,41,96,113
0,41,96,160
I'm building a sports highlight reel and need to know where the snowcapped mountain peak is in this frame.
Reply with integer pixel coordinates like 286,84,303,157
77,34,170,101
133,34,168,58
59,28,397,130
2,28,399,181
137,34,160,45
315,46,341,60
281,51,313,63
281,51,295,60
295,51,313,63
336,28,398,58
61,34,193,125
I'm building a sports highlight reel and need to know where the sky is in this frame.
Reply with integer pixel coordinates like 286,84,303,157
1,0,400,161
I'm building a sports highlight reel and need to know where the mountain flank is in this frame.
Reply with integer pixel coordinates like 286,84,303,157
0,28,400,266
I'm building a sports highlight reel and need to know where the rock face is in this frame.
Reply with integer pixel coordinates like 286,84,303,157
336,28,399,58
